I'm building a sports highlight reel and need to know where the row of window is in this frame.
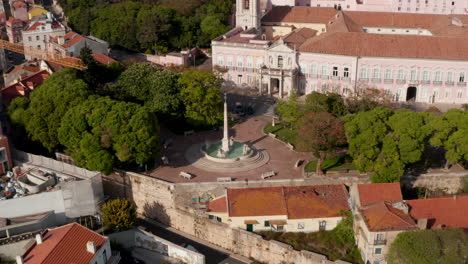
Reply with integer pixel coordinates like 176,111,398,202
217,55,293,69
26,35,49,42
300,64,466,83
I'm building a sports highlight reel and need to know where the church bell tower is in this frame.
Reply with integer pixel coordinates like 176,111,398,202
236,0,261,29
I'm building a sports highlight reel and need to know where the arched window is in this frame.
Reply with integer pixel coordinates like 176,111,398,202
277,56,283,68
244,0,249,9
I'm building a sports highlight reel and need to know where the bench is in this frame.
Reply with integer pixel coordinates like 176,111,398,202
184,130,194,136
261,171,275,179
179,171,194,179
217,177,232,182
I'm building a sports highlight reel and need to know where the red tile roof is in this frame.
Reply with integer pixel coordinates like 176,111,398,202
284,185,349,219
207,196,227,213
7,65,40,74
23,223,107,264
361,202,417,231
226,185,349,219
1,70,50,104
358,183,403,207
299,32,468,61
283,28,317,47
227,187,287,217
92,53,117,65
25,21,45,31
62,32,85,48
262,6,338,24
407,195,468,229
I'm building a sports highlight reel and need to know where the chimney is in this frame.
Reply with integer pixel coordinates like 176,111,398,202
16,256,24,264
417,218,428,230
35,234,43,244
86,241,96,254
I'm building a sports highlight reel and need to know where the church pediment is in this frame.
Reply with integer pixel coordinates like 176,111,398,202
268,42,294,53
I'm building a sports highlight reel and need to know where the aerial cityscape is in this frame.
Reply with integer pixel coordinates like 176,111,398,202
0,0,467,264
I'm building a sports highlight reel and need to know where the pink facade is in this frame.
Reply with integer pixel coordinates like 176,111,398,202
212,2,468,103
6,17,24,43
12,0,28,21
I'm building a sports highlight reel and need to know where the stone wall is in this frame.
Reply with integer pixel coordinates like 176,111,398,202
401,171,467,194
115,172,352,264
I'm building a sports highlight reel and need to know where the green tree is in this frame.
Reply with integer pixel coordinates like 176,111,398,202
178,70,223,127
297,112,346,175
8,69,90,151
387,229,468,264
305,92,347,117
275,89,302,128
102,198,137,231
58,96,160,174
118,63,182,115
200,15,230,40
136,6,174,53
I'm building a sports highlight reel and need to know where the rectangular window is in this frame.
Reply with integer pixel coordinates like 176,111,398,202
398,69,405,80
385,68,392,80
410,69,417,80
247,56,253,68
375,248,382,254
373,68,380,79
217,56,224,66
237,57,243,68
256,57,263,68
332,66,338,77
264,221,270,227
360,68,368,79
376,233,384,240
447,72,453,82
28,36,31,41
344,67,349,78
208,215,215,220
277,56,283,68
434,89,439,98
237,75,242,84
460,72,465,82
247,76,253,84
319,221,327,231
227,56,233,67
36,35,39,41
216,217,222,222
457,90,463,98
435,71,441,82
300,63,308,75
297,222,305,229
321,65,328,76
311,64,318,75
276,225,284,231
423,71,429,81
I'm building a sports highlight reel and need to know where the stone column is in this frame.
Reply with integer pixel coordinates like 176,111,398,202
221,93,230,152
279,77,284,98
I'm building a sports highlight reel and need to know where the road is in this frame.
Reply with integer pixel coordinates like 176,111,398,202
138,219,249,264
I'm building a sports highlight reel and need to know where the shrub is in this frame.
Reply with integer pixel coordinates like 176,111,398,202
102,198,137,231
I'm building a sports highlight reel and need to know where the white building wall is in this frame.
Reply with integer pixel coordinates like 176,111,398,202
88,239,112,264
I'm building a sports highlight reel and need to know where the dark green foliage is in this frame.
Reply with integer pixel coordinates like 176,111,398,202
305,92,347,117
387,229,468,264
60,0,233,52
275,89,303,128
263,124,297,146
102,198,137,231
58,96,160,174
8,69,90,151
80,47,125,88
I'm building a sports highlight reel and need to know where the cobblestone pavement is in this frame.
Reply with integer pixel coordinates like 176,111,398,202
147,116,313,183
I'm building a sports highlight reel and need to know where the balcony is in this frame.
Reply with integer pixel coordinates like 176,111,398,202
371,78,381,83
236,67,244,72
359,78,369,82
432,81,442,85
321,75,329,80
374,239,387,246
384,79,393,84
396,79,406,84
310,74,318,79
457,82,467,86
420,80,431,85
445,81,454,86
246,68,254,72
332,75,340,80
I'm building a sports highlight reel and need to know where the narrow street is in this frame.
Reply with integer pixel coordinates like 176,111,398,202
137,219,250,264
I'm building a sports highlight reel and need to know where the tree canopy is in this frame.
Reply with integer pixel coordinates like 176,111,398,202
275,89,302,128
178,70,223,127
387,229,468,264
58,96,160,174
305,91,347,117
102,198,137,231
297,112,346,175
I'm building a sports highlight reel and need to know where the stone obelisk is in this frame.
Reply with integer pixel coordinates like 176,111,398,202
221,93,230,153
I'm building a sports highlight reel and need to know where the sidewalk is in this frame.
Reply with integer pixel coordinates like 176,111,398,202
140,216,252,264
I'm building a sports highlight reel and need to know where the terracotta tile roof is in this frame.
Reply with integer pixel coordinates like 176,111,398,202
262,6,338,24
25,21,45,31
208,196,227,213
227,185,349,219
7,16,23,23
92,53,117,65
326,12,363,33
23,223,107,264
407,195,468,229
62,32,85,48
284,185,349,219
7,65,40,74
227,187,287,217
283,28,317,47
43,61,64,72
361,202,417,231
299,32,468,61
357,183,402,207
1,70,50,104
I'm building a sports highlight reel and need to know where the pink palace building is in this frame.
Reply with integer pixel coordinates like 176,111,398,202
212,0,468,103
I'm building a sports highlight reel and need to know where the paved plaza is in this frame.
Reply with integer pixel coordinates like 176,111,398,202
147,116,313,183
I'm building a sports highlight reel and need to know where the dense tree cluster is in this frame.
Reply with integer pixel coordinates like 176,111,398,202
387,229,468,264
59,0,233,53
344,108,468,182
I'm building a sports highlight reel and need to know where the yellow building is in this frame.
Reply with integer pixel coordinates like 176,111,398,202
28,7,48,20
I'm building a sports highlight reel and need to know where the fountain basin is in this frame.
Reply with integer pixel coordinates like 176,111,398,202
201,141,255,163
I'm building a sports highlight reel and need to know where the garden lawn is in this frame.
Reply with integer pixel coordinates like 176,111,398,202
304,155,356,172
264,124,297,146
